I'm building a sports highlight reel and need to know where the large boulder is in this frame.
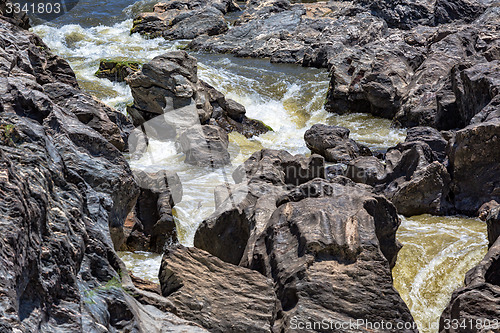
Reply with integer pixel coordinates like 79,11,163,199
126,51,270,138
121,170,183,253
159,245,277,332
440,236,500,332
304,124,371,163
131,0,239,39
247,179,416,332
176,124,231,167
0,17,208,332
195,149,324,265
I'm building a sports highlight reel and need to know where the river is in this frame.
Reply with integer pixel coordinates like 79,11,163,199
30,1,488,332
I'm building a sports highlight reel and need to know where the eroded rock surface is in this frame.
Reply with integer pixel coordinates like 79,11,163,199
126,50,270,139
0,14,207,332
131,0,240,39
159,245,277,333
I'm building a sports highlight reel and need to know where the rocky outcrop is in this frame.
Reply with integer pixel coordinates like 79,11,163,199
249,179,416,332
448,119,500,215
194,147,415,331
304,124,371,163
383,140,452,216
176,124,231,167
121,170,183,253
179,0,499,131
95,59,140,82
131,0,240,39
0,16,209,332
159,245,277,332
125,50,270,138
440,236,500,333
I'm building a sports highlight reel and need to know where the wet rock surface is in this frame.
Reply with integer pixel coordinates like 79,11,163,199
0,15,209,332
95,59,140,82
159,245,277,333
126,50,270,139
131,0,240,39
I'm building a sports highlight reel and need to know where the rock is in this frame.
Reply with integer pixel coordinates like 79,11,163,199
478,200,499,221
0,17,208,332
304,124,370,163
354,0,435,29
345,156,387,186
126,51,271,138
177,124,231,167
405,126,448,162
0,0,29,29
159,245,277,333
121,170,182,253
190,1,388,67
448,119,500,214
131,0,239,39
440,236,500,332
486,205,500,248
248,179,416,332
44,82,130,151
384,141,452,216
95,59,140,82
452,60,500,125
195,149,324,265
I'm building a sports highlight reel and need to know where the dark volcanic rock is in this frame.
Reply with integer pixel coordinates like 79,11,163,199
95,59,140,82
440,236,500,333
448,119,500,215
248,179,416,332
486,204,500,248
304,124,371,163
131,0,239,39
176,124,231,167
122,170,183,253
0,17,207,332
195,149,324,265
404,126,448,162
159,245,277,333
384,141,452,216
194,147,414,331
126,51,270,138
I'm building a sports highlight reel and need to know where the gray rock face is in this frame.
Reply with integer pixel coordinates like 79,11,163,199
304,124,371,163
195,149,324,265
194,148,415,331
159,245,277,333
181,0,499,131
131,0,239,39
448,119,500,215
247,179,415,332
176,124,231,167
0,17,208,332
121,170,183,253
126,51,271,139
486,204,500,248
440,236,500,333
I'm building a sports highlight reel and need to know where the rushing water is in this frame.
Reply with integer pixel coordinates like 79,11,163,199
30,2,488,331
